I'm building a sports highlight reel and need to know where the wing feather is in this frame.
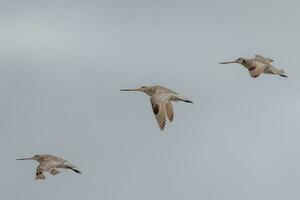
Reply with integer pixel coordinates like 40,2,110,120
166,102,174,122
50,169,61,176
35,165,47,180
150,93,172,131
35,161,62,180
255,55,273,64
248,66,264,78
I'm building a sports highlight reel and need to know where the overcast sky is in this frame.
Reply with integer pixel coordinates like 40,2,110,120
1,0,300,199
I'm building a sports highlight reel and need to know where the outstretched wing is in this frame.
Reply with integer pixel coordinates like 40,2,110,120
150,93,172,131
35,161,62,180
248,66,265,78
248,60,270,78
255,55,273,64
263,66,286,75
50,169,61,175
35,165,49,180
166,101,174,122
35,166,46,180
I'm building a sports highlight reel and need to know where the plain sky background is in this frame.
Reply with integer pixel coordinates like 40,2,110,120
1,0,300,199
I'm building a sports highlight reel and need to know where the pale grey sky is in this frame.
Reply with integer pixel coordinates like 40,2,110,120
1,0,300,199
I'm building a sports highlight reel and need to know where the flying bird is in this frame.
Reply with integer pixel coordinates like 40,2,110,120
219,55,287,78
120,85,193,131
17,154,81,180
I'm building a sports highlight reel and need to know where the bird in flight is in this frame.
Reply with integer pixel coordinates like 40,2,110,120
121,85,193,131
219,54,288,78
17,154,81,180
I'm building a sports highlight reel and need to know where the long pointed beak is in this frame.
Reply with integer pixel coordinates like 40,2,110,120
120,88,140,92
16,157,33,160
219,60,237,64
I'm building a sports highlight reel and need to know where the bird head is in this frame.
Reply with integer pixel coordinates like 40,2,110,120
17,154,42,162
120,86,154,96
219,57,247,65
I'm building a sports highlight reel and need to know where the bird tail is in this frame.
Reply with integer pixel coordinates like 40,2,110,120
267,67,287,78
68,167,82,174
175,95,193,104
278,69,288,78
72,168,82,174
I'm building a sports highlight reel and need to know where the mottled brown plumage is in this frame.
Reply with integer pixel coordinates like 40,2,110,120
220,55,287,78
17,154,81,180
121,85,193,131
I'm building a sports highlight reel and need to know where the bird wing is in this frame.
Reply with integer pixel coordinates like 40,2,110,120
43,154,65,163
154,86,178,95
35,164,51,180
255,55,273,64
35,166,46,180
150,93,172,131
35,161,62,180
248,61,268,78
50,169,61,175
166,101,174,122
263,66,285,74
248,66,264,78
263,66,276,74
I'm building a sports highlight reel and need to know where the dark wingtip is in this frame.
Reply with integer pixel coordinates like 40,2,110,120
280,74,288,78
184,100,193,104
151,102,160,115
70,167,82,174
74,169,82,174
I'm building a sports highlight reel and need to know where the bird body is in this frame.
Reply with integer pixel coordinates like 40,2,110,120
17,154,81,180
220,55,287,78
121,85,193,131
